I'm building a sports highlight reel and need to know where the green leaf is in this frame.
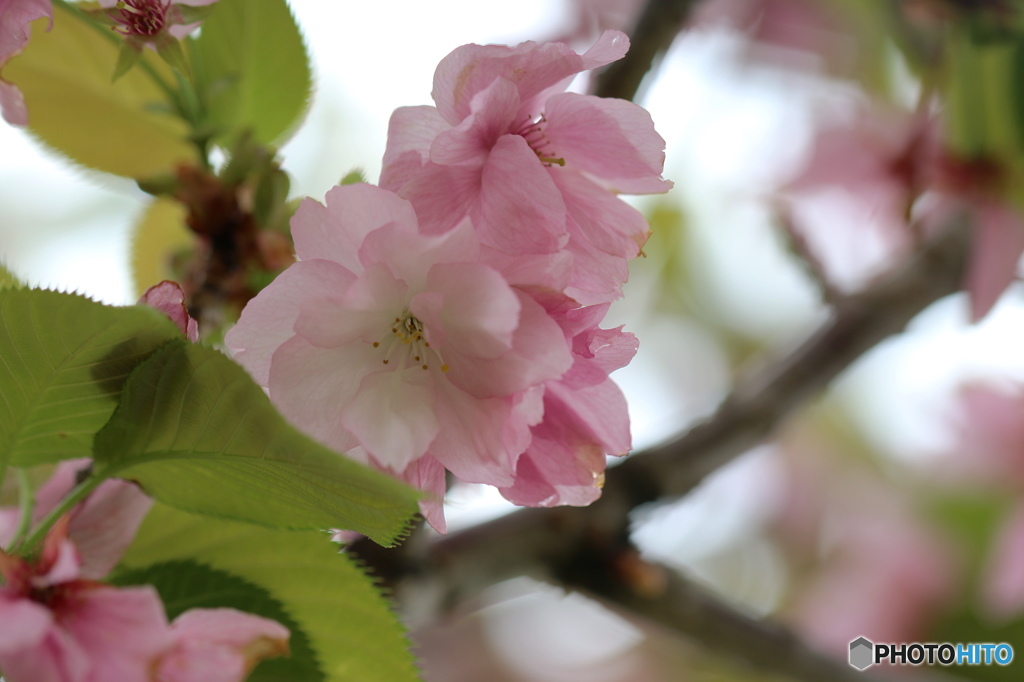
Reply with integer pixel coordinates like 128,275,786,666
0,289,181,469
117,504,422,682
130,198,194,298
0,262,24,289
114,559,323,681
191,0,312,146
93,341,419,544
4,5,195,178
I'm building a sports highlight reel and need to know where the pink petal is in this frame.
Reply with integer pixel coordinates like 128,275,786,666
294,263,408,349
380,106,451,192
138,281,199,342
226,259,356,386
267,336,370,454
430,78,520,166
0,507,18,548
432,31,629,126
441,289,572,398
965,202,1024,322
68,479,153,580
0,0,51,65
475,134,568,254
580,30,630,69
430,385,536,486
413,262,521,360
63,585,172,682
552,168,651,258
159,608,289,682
0,79,27,126
563,216,630,304
542,93,671,194
0,591,53,655
399,455,448,533
0,593,89,682
357,219,479,292
342,367,440,472
395,161,483,237
290,184,419,267
545,356,634,455
499,429,606,508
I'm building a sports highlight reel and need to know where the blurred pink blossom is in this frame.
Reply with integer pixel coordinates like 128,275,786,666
0,463,290,681
0,517,173,682
981,501,1024,623
381,30,671,304
784,106,1024,318
0,0,51,125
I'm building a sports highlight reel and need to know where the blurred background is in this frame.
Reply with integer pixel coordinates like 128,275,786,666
3,0,1024,680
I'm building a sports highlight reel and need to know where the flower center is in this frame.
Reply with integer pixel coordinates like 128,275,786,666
514,114,565,167
372,313,449,372
111,0,170,37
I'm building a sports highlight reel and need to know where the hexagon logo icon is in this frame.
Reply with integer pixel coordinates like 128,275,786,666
849,637,874,670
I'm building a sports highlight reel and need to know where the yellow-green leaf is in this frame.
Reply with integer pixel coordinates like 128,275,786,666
4,7,195,178
131,198,194,297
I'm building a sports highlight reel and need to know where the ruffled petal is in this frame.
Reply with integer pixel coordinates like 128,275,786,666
63,585,172,682
267,336,370,454
475,134,568,254
158,608,289,682
396,162,482,237
398,455,448,533
413,261,521,359
542,92,671,194
225,260,356,386
291,184,419,266
442,289,572,398
0,79,27,126
381,106,451,191
499,430,605,508
430,78,520,166
343,367,439,472
553,168,651,258
138,281,199,341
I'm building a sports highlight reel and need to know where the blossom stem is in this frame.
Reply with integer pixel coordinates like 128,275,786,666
18,473,102,555
6,469,36,551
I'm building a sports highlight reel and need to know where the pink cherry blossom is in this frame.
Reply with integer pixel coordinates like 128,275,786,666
784,105,1024,318
140,280,199,342
980,502,1024,623
225,184,576,528
0,0,52,125
156,608,290,682
381,30,671,304
98,0,216,42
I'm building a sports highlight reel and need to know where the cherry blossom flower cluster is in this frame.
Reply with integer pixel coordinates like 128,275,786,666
226,30,671,530
0,461,289,682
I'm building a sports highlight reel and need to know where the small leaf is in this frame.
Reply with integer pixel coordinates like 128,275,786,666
155,34,190,78
117,504,422,682
112,41,143,82
130,197,194,297
190,0,312,145
4,5,195,177
93,341,419,544
113,559,323,681
340,169,366,186
0,289,181,469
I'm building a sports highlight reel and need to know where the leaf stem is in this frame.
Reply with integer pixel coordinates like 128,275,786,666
7,469,36,551
18,474,102,554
